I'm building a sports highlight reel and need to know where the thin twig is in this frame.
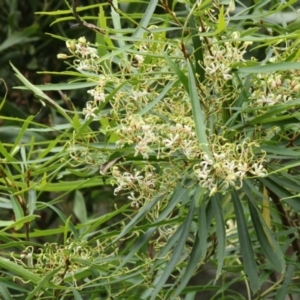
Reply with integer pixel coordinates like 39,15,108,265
160,0,183,28
71,0,106,34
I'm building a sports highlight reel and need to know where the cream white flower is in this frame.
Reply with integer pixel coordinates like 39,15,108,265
250,163,267,177
163,134,179,148
83,103,97,120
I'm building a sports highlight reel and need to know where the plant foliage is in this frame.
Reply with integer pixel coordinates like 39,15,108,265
1,0,300,299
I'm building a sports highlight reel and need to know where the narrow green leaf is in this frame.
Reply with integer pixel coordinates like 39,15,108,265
238,62,300,73
0,24,39,52
11,196,24,228
41,202,79,240
25,267,61,300
73,191,87,224
194,184,206,207
268,161,300,177
251,204,286,272
211,193,225,280
110,0,126,51
0,140,14,161
64,215,72,246
116,185,189,272
243,62,300,73
10,116,35,157
198,194,212,262
259,177,300,211
217,6,226,33
10,177,105,192
189,15,205,82
261,145,300,157
187,60,211,159
249,112,300,126
72,288,84,300
172,233,201,299
138,79,177,116
27,190,37,216
0,257,41,283
275,253,296,300
80,204,128,238
112,195,163,243
14,82,98,91
151,223,184,262
269,173,300,193
172,193,210,298
133,0,159,38
150,201,195,300
246,98,300,125
164,55,189,91
117,228,155,272
10,63,72,123
0,215,38,234
97,5,110,62
0,284,13,300
0,220,14,227
244,184,285,273
232,190,260,292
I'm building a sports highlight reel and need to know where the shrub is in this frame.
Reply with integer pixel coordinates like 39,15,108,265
1,1,300,299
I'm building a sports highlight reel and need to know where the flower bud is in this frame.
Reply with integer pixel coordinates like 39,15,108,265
78,36,87,44
66,39,76,51
57,53,68,59
293,83,300,92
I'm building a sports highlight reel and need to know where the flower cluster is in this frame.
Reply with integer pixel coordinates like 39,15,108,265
116,115,157,159
111,165,157,207
11,238,128,298
59,18,274,207
204,32,251,80
193,138,267,195
12,240,93,285
249,73,298,108
58,36,100,72
162,123,198,159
